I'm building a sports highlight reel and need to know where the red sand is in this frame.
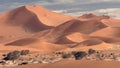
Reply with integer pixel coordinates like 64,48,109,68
5,60,120,68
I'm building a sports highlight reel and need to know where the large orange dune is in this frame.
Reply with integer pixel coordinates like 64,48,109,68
0,5,72,44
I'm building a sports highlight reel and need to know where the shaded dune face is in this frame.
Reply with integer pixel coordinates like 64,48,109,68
5,38,38,46
5,6,53,33
78,38,103,46
78,21,108,34
54,36,76,44
53,19,108,35
52,19,83,35
22,15,53,33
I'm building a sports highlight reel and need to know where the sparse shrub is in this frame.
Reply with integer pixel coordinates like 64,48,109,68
88,49,96,55
71,51,79,55
0,60,6,65
20,50,30,55
96,51,105,60
73,51,87,60
4,50,21,60
55,51,63,55
110,53,117,60
62,53,71,58
38,60,42,63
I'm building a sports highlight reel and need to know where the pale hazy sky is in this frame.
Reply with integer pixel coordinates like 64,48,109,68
0,0,120,18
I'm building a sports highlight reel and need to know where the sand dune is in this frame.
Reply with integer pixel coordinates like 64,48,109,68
25,5,73,26
79,13,110,21
78,38,103,46
66,32,89,43
1,6,53,32
55,19,108,34
0,5,73,44
5,38,38,46
102,18,120,27
91,36,120,44
1,5,73,26
90,27,120,38
0,40,67,54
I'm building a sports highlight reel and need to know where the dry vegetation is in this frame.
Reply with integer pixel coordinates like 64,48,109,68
1,49,120,68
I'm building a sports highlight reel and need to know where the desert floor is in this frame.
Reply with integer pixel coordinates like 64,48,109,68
4,60,120,68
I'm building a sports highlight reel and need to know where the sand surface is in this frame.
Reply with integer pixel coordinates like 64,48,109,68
5,60,120,68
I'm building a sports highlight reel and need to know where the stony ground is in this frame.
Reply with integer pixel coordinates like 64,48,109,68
1,50,120,68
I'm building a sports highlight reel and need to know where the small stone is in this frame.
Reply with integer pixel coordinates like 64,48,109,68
18,62,28,65
32,61,39,63
0,60,6,65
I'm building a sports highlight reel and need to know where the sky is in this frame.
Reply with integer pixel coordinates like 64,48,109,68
0,0,120,18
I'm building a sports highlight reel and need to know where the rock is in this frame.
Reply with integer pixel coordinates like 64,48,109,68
31,59,42,64
5,60,15,65
42,61,49,63
18,62,28,65
0,60,6,65
32,61,39,63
